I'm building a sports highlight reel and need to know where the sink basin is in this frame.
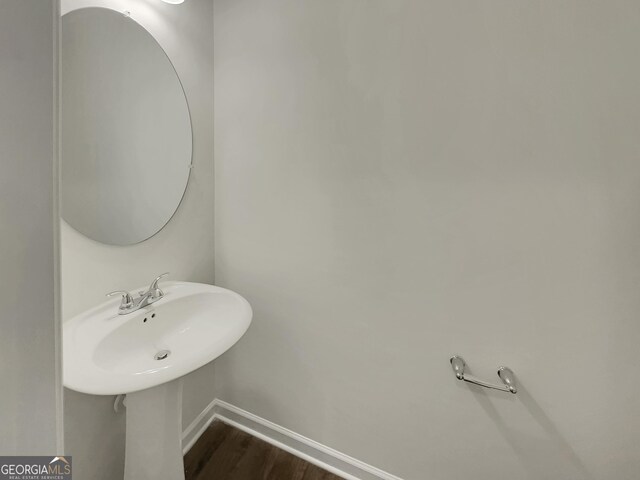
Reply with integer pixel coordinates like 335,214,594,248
64,281,252,395
63,280,252,480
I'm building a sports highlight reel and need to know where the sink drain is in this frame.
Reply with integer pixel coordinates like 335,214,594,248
154,350,171,361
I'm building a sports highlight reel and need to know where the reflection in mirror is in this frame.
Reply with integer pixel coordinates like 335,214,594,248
61,8,192,245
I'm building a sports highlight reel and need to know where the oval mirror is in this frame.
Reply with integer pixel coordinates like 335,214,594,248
61,8,192,245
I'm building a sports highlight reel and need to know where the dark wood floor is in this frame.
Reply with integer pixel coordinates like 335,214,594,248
184,420,344,480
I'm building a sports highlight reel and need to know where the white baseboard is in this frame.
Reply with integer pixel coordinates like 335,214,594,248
181,398,404,480
181,398,219,455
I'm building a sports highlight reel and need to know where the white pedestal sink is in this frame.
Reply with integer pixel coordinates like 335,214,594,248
63,282,252,480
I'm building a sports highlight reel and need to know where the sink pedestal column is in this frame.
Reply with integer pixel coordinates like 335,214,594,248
124,378,185,480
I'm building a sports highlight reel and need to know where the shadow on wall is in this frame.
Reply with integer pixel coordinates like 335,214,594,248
64,388,126,480
467,382,593,480
216,327,334,440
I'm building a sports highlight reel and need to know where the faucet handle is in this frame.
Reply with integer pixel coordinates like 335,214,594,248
148,272,170,300
107,290,134,312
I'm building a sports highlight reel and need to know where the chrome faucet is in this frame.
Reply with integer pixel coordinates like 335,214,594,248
107,273,169,315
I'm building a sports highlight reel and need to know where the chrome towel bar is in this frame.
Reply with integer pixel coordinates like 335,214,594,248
450,355,517,394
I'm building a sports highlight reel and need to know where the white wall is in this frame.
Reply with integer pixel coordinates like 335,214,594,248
213,1,640,479
60,1,214,478
0,0,61,455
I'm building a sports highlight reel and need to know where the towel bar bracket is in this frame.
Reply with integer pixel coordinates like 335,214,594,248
450,355,517,394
